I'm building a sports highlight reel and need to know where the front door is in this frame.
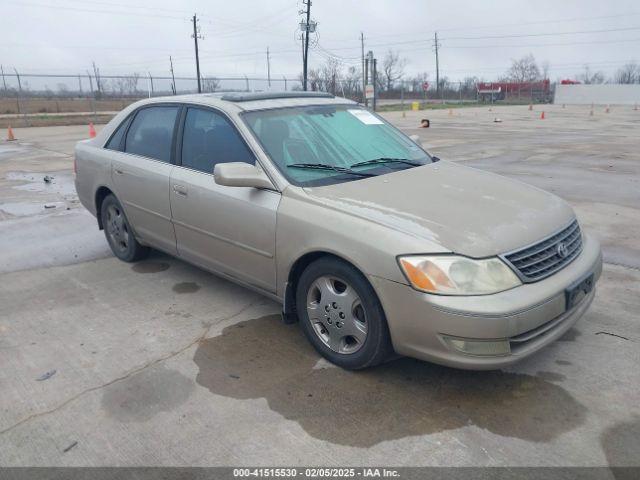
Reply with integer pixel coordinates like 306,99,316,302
169,106,280,292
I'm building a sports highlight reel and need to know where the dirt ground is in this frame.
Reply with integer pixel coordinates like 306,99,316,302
0,104,638,468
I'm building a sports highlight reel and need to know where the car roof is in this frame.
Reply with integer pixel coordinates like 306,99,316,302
138,91,358,112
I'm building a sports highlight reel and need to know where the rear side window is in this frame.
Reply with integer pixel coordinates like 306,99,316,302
181,107,255,174
124,106,179,162
105,116,131,151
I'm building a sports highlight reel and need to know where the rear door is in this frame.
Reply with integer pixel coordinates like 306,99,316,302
110,104,180,255
169,106,280,293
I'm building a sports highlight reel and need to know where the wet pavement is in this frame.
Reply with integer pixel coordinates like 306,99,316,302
0,108,638,467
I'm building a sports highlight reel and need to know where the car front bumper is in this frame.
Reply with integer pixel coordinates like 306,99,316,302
369,233,603,370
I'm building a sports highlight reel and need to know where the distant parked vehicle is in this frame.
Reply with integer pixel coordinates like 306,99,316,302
75,91,601,370
477,79,552,102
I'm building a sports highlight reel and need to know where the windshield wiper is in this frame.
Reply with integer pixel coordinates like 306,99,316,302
350,157,424,169
287,163,377,177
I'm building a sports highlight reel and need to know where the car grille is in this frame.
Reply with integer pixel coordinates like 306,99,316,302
503,220,583,282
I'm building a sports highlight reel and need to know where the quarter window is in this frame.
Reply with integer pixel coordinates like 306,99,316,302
124,106,179,162
181,107,255,174
105,116,131,151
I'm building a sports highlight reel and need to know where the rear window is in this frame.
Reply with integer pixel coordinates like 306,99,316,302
124,106,179,162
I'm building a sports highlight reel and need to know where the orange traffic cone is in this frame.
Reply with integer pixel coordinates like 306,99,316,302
88,122,96,138
448,108,453,116
540,111,545,120
528,104,533,111
7,125,16,141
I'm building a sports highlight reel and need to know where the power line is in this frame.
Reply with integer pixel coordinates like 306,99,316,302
10,1,189,21
442,26,640,41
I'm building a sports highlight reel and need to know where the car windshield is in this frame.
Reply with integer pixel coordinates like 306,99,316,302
242,104,431,187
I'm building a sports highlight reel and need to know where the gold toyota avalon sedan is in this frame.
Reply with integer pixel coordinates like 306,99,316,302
74,92,602,370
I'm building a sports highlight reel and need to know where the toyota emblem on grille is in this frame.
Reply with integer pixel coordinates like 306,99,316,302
557,242,569,258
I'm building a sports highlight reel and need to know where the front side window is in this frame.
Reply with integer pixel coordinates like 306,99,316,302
181,107,255,174
242,105,431,187
124,106,179,162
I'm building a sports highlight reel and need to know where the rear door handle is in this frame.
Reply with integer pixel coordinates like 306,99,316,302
114,169,124,175
173,184,188,196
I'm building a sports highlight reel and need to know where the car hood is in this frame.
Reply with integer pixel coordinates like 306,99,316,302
302,161,575,258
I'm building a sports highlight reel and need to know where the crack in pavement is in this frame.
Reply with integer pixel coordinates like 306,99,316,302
604,261,640,272
0,299,263,436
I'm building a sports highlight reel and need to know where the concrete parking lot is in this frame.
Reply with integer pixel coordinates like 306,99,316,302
0,105,638,467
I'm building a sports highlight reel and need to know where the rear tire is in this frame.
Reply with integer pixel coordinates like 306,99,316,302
296,257,393,370
100,194,150,262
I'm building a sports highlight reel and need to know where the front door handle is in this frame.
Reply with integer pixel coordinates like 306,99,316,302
173,184,188,196
114,168,124,175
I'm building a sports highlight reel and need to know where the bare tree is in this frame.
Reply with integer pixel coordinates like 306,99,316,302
461,76,479,97
320,58,340,95
381,50,407,92
541,60,550,80
202,77,221,92
580,65,605,84
125,73,140,94
342,65,361,98
408,72,429,93
306,69,322,91
614,62,639,84
505,54,541,83
92,61,103,97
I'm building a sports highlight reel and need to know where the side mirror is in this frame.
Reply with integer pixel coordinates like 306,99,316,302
214,162,275,190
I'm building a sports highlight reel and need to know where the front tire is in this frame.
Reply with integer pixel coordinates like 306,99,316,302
296,257,393,369
100,194,149,262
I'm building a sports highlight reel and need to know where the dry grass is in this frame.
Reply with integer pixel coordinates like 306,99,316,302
0,97,137,115
0,113,115,129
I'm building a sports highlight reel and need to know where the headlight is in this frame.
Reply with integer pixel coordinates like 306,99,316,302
398,255,521,295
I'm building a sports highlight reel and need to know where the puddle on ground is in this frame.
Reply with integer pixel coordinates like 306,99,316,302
173,282,201,294
132,261,170,274
0,202,53,217
0,145,26,157
7,171,77,197
101,364,194,422
193,315,587,447
600,416,640,469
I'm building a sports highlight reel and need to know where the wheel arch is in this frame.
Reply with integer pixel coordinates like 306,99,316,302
94,186,114,230
283,250,369,324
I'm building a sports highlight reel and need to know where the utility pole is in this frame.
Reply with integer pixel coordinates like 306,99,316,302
192,14,203,93
433,31,441,100
266,47,271,88
360,32,366,104
301,0,312,90
372,57,377,111
169,56,177,95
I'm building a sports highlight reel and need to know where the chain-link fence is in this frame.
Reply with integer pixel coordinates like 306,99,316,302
0,71,303,125
0,69,555,126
